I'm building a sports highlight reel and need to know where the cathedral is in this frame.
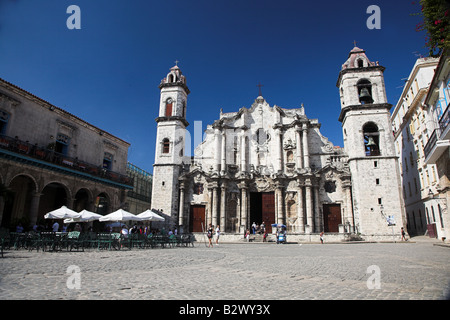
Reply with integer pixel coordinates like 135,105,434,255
151,46,407,241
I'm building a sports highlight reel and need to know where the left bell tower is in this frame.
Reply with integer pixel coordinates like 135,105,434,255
151,64,190,227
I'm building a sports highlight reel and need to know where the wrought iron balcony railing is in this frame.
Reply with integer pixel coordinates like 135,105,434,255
0,134,133,187
424,103,449,160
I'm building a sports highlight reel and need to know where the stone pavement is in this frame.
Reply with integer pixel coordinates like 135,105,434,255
1,237,449,301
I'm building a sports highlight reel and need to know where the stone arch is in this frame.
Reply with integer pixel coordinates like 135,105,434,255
1,174,38,229
73,187,94,212
7,172,38,193
37,181,72,223
93,191,111,215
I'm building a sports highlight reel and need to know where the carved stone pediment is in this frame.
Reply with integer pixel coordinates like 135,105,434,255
250,177,274,192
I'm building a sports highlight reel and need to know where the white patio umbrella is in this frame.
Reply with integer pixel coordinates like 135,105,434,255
44,206,81,220
63,209,102,223
98,208,143,222
136,209,165,222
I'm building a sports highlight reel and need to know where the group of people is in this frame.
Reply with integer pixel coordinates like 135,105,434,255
245,221,269,242
120,225,176,239
206,224,220,247
251,221,266,235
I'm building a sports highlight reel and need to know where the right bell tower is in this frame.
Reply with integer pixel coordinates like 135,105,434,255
337,46,406,238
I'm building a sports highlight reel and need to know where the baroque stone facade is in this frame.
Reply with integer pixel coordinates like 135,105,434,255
151,47,407,240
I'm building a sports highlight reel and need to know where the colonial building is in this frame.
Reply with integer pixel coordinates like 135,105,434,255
391,57,440,237
0,77,133,230
423,49,450,242
151,47,407,240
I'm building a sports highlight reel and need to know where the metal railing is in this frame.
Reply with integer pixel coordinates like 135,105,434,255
439,102,449,133
423,103,449,160
424,128,440,160
0,134,133,186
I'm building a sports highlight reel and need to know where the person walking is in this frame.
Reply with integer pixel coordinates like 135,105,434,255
401,227,407,241
215,225,220,246
320,231,324,244
207,224,214,248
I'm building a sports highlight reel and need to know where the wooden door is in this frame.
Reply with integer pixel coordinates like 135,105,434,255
323,204,341,233
190,205,205,233
262,192,275,233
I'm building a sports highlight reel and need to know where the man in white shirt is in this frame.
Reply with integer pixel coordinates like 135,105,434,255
52,221,59,232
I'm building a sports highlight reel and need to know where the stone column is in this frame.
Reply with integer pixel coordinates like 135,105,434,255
29,192,42,226
241,133,247,172
214,128,221,173
178,182,185,232
212,186,218,227
345,185,354,233
305,181,313,234
297,185,304,233
221,132,226,175
302,124,310,168
295,127,303,169
275,129,284,173
220,184,226,229
240,184,248,232
276,184,285,225
207,188,213,227
314,185,321,233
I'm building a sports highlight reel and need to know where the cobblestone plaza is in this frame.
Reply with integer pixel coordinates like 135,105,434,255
1,237,449,302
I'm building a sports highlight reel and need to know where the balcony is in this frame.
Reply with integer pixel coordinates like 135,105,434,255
424,103,450,164
0,134,133,188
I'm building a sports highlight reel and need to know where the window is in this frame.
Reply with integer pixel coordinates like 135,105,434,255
55,133,70,155
162,138,170,154
103,152,113,170
357,59,364,68
194,183,204,195
438,205,444,228
0,109,9,135
363,123,380,156
165,98,173,117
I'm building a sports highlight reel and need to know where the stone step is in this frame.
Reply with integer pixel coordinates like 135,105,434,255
244,233,265,242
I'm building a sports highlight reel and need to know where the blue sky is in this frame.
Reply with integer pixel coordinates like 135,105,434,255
0,0,427,174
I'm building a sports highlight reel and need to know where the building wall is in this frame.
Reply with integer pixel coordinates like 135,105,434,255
0,78,131,230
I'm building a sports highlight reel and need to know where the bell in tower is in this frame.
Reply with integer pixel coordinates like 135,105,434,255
359,87,373,104
357,79,374,104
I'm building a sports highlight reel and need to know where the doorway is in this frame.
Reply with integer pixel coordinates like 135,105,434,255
190,205,205,233
250,192,275,233
323,204,341,232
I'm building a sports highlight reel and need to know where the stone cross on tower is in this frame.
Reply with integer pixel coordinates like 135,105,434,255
257,83,264,96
